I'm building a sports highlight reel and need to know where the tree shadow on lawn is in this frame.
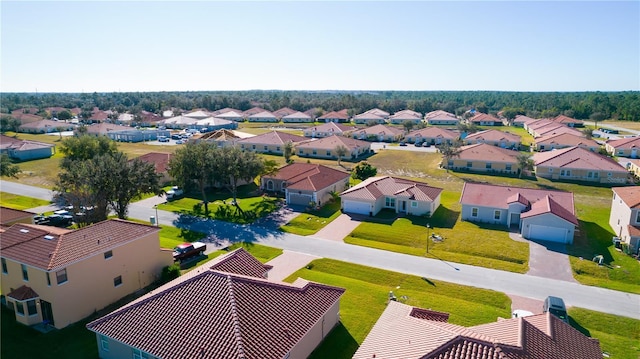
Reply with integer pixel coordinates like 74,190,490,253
427,205,460,229
568,220,616,264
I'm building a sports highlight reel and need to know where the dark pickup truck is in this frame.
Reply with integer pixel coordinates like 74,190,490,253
172,242,206,262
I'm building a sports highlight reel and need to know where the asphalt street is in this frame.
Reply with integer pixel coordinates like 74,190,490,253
2,180,639,319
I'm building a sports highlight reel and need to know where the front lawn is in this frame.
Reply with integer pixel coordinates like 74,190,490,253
0,192,51,210
569,308,640,359
208,242,283,263
344,190,530,273
158,183,281,224
280,200,342,235
284,258,511,359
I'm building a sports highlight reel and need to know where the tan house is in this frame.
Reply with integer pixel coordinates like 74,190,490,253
463,129,521,149
524,118,555,134
533,133,599,152
446,143,520,175
388,110,422,124
273,107,297,119
0,219,172,329
354,301,601,359
350,124,404,142
0,207,34,227
627,159,640,178
238,131,308,155
467,113,501,126
18,119,74,134
605,137,640,158
534,146,629,184
405,127,458,145
364,108,390,119
281,111,313,123
609,186,640,254
318,110,349,123
87,248,345,359
535,124,583,138
511,114,537,127
424,110,459,125
303,122,353,138
296,135,370,161
352,112,386,125
134,152,173,184
553,114,584,127
242,107,268,117
340,176,442,216
247,111,278,123
261,163,350,206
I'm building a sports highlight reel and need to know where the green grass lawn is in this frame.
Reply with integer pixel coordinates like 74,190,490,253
280,200,342,235
0,192,51,210
569,308,640,359
284,258,511,358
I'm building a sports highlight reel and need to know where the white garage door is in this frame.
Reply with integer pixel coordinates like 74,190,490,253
529,225,567,243
288,192,312,206
343,200,370,215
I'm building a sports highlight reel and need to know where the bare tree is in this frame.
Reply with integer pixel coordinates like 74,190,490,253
334,145,348,166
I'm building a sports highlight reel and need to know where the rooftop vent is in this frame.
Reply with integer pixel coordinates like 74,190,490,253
44,235,54,240
19,229,29,233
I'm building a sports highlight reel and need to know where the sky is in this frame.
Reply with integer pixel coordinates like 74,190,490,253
1,1,638,92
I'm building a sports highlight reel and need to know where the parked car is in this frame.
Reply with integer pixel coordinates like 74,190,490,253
422,142,431,147
158,136,169,142
399,141,407,146
166,186,184,200
414,141,423,147
171,134,181,140
173,242,206,262
175,140,184,145
543,296,568,323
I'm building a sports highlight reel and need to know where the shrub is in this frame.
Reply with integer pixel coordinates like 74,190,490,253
160,264,180,283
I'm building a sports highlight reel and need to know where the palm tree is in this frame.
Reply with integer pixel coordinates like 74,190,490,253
334,145,348,166
436,140,462,173
516,153,535,178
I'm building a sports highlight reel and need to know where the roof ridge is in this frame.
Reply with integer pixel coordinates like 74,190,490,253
226,275,247,358
47,230,66,270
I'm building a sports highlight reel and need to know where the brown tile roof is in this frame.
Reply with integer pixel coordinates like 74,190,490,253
198,129,241,141
410,307,450,322
0,220,160,271
211,108,243,116
534,124,583,138
527,119,556,130
265,163,350,192
135,152,173,173
209,248,272,278
12,107,39,116
458,143,519,163
465,129,521,143
535,133,596,147
520,195,579,225
85,123,132,134
243,107,268,116
0,206,34,225
341,176,442,202
272,107,297,118
87,263,344,359
295,135,369,151
392,109,422,119
318,111,349,120
7,285,40,301
553,115,583,125
533,146,626,172
606,136,640,149
513,115,537,124
351,124,404,136
612,186,640,209
460,183,576,222
237,131,307,146
364,108,390,118
469,113,500,123
408,127,458,139
305,122,353,133
18,119,72,130
354,301,602,359
13,113,45,123
0,135,54,151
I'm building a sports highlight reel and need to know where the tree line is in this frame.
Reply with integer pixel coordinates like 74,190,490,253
1,90,638,121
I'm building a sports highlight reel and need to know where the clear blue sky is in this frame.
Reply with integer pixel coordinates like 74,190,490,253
1,1,638,92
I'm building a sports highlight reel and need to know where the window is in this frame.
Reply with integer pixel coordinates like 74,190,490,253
114,276,122,287
1,258,6,274
56,269,68,284
299,149,303,154
132,349,150,359
263,145,268,151
411,201,418,208
471,208,478,217
636,211,640,223
587,171,593,178
619,150,624,155
485,162,492,169
276,146,280,151
27,300,37,316
104,250,113,259
326,150,331,156
252,145,256,150
466,161,472,168
46,272,51,286
240,144,245,149
312,150,317,155
506,164,512,171
385,197,396,207
15,302,24,316
101,336,110,352
549,168,553,173
21,264,28,281
494,210,501,220
594,172,599,178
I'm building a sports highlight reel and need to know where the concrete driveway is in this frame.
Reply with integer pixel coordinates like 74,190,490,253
510,231,576,282
265,250,320,282
313,213,362,242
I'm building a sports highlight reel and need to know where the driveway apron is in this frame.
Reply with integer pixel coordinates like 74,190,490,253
265,250,320,282
313,213,362,242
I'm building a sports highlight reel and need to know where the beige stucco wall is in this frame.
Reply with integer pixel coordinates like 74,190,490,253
240,143,285,154
289,301,341,359
448,159,517,175
629,163,640,178
536,166,628,184
606,144,640,158
535,142,598,152
609,191,638,248
464,139,519,148
297,146,369,161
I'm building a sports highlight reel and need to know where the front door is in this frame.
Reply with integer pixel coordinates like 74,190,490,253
401,201,407,212
40,300,54,326
632,148,637,158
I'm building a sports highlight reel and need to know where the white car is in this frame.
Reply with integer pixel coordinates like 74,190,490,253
165,186,184,200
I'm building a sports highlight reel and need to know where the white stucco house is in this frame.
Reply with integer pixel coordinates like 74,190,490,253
609,186,640,254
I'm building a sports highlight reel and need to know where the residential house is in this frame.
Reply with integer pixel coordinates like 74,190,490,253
424,110,459,125
0,219,173,329
87,248,345,359
296,135,370,161
0,207,34,227
261,163,350,206
627,159,640,178
534,133,599,152
317,111,349,123
460,182,578,243
183,110,213,119
446,143,519,175
214,110,245,122
88,109,110,123
364,108,390,119
18,119,74,134
609,186,640,253
248,111,279,123
85,123,169,143
194,117,238,131
534,146,629,184
159,115,198,128
352,112,386,125
353,301,601,359
237,131,308,155
192,129,243,147
273,107,297,119
210,108,243,116
553,114,584,127
340,176,442,216
511,114,537,127
405,127,458,145
533,123,583,138
388,110,422,125
138,111,162,126
134,152,173,185
524,119,555,134
11,109,45,124
467,113,501,126
303,122,354,138
0,135,55,161
605,137,640,158
242,107,268,117
281,111,313,123
463,129,521,149
350,124,404,142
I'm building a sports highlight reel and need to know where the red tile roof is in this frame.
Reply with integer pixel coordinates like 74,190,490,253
465,129,521,143
391,109,422,119
408,127,458,139
353,112,385,121
85,122,132,134
534,124,583,138
457,143,519,163
553,115,583,125
364,108,390,118
460,183,576,223
248,111,277,120
341,176,442,202
606,136,640,150
282,111,311,120
7,285,40,301
304,122,353,134
265,163,350,192
211,108,243,116
0,206,34,225
243,107,268,116
87,258,344,359
18,119,72,130
425,110,456,119
520,195,579,225
351,124,404,136
513,115,537,124
135,152,173,173
295,135,370,151
0,135,54,151
354,301,601,359
209,248,272,278
468,113,500,123
197,129,241,141
237,131,308,145
535,133,596,148
318,111,349,120
533,146,626,172
273,107,297,118
612,186,640,209
0,220,160,271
